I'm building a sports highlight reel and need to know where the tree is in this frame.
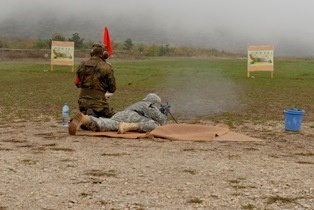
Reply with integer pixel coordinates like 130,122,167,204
51,33,66,41
123,38,134,51
48,33,66,48
68,33,84,49
158,44,170,56
144,45,158,56
138,46,144,55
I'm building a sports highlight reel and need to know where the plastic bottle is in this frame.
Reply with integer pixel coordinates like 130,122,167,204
62,102,70,127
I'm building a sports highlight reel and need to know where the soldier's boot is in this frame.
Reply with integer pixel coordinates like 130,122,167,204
118,122,140,134
68,112,90,135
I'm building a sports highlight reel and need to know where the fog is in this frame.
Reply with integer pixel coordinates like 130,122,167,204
2,0,314,56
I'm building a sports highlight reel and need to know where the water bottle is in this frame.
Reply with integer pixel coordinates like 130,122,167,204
62,102,70,127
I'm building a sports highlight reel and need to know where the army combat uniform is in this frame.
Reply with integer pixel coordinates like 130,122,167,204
69,93,168,135
76,56,116,118
92,93,167,132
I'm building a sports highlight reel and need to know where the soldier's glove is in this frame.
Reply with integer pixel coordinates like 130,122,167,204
105,92,113,99
160,103,171,116
75,76,81,88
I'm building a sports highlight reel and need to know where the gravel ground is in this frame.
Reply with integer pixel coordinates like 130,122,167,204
0,120,313,210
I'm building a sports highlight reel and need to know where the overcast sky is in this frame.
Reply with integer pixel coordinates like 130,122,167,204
2,0,314,56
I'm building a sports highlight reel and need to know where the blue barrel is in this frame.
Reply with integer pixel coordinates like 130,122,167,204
284,108,305,131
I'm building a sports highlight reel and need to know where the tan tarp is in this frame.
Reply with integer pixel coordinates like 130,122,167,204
79,123,261,142
149,124,229,141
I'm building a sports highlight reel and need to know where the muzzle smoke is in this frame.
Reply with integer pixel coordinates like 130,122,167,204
160,67,243,120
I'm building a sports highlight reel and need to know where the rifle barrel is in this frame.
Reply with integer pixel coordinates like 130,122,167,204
169,112,178,123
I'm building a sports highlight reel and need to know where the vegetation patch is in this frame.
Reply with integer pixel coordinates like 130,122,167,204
16,144,34,148
0,147,13,151
295,161,314,165
244,147,259,151
187,197,203,204
294,152,314,156
183,169,197,175
2,139,27,143
182,148,195,152
79,192,93,198
101,152,129,156
228,179,256,190
266,195,298,205
85,169,117,177
42,143,57,147
241,203,257,209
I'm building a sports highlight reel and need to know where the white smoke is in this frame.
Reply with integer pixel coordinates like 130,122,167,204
159,62,243,120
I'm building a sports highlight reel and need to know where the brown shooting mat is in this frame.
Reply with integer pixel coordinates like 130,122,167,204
79,123,261,142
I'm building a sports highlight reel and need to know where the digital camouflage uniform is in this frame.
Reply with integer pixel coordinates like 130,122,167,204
76,56,116,118
89,93,167,132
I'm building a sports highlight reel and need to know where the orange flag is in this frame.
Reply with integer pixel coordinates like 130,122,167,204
103,27,112,56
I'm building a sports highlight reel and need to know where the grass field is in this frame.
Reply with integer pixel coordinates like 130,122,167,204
0,57,313,126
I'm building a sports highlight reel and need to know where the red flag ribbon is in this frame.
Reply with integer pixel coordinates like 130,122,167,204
103,27,113,56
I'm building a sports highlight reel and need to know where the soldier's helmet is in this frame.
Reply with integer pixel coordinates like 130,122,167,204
90,44,104,57
143,93,161,105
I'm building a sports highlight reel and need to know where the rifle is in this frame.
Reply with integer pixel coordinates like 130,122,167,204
160,102,178,123
169,111,178,124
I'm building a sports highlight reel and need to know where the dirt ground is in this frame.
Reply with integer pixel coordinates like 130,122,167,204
0,120,313,210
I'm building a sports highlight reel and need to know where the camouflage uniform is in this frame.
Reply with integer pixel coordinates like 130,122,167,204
90,93,167,132
76,53,116,118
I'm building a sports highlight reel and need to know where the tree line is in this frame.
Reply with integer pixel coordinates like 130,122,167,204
0,33,237,57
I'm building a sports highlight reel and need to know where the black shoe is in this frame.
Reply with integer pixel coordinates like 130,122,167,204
86,109,99,117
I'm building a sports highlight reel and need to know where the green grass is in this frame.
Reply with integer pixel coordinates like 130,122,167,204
0,57,313,125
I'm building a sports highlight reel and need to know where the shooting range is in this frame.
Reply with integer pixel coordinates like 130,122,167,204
1,0,314,209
